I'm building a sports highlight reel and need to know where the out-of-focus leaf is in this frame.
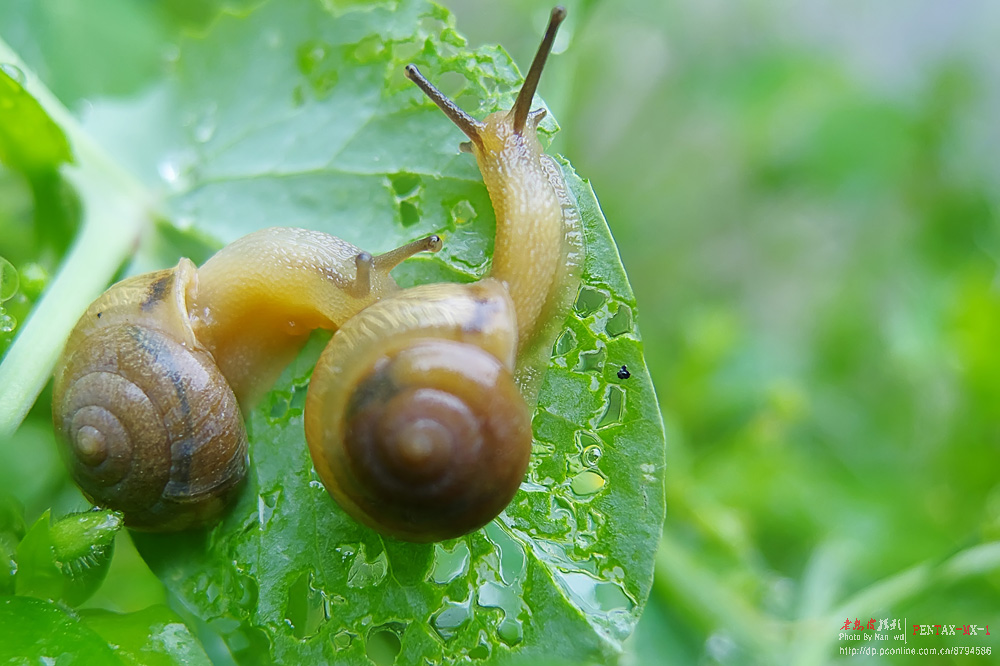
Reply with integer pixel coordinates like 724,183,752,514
0,65,73,174
79,605,213,666
0,596,211,665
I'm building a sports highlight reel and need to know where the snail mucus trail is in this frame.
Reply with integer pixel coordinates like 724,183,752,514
52,6,582,543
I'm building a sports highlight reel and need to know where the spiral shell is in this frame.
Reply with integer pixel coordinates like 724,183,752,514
306,280,532,542
52,260,247,531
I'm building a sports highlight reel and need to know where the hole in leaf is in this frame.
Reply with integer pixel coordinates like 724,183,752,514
574,286,607,317
605,303,633,337
366,623,404,665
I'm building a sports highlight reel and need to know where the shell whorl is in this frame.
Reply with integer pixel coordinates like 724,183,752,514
52,261,248,530
305,280,532,542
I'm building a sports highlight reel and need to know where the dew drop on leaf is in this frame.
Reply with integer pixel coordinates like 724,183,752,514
570,470,606,496
332,629,355,650
429,541,470,585
431,598,471,640
449,199,476,225
0,310,15,333
346,542,388,588
0,63,26,85
0,256,18,302
581,444,603,468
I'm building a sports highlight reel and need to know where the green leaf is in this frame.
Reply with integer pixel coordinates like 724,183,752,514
0,63,73,174
0,595,119,664
7,0,663,661
15,509,123,607
100,0,666,663
0,596,210,666
79,605,213,666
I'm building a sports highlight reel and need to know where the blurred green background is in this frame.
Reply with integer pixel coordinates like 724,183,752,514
3,0,1000,663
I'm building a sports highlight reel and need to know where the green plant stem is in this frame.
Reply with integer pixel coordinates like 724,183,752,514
0,39,151,437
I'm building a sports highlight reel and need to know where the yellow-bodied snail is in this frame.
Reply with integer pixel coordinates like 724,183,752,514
52,228,441,531
52,7,580,542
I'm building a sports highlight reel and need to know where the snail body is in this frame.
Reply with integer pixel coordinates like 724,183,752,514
53,7,579,541
405,6,581,402
52,228,439,530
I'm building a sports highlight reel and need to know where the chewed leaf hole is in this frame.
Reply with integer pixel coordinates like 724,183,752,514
284,571,327,640
574,286,607,317
366,623,405,666
605,303,633,337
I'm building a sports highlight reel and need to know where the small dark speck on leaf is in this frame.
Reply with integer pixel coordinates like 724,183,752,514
617,365,630,380
97,312,102,319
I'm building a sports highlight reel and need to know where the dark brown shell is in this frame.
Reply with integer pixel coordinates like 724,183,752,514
52,261,247,530
306,280,531,542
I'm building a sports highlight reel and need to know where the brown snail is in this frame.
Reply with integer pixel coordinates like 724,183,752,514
302,6,581,541
405,6,582,404
52,6,580,542
52,227,441,530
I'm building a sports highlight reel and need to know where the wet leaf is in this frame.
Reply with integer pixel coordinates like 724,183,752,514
16,0,664,662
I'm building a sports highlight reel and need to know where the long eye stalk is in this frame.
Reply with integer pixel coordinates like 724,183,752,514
405,64,485,147
511,6,566,133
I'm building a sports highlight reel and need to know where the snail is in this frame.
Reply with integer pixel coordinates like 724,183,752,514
405,5,582,403
52,6,581,542
51,227,441,531
300,6,582,541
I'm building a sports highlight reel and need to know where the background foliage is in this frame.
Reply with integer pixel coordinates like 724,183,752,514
3,0,1000,664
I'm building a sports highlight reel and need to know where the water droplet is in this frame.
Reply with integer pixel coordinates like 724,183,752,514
346,543,388,588
497,618,523,646
308,479,325,491
0,256,18,302
558,571,635,614
553,328,577,355
0,310,15,333
477,581,523,645
429,541,470,584
0,63,25,85
468,643,490,659
296,40,330,75
193,103,217,143
332,629,355,650
431,598,471,640
350,35,386,63
366,624,404,666
581,444,603,468
605,304,633,337
574,286,607,317
596,385,625,428
156,153,193,192
570,470,606,496
576,347,605,373
450,199,476,225
484,523,525,586
257,489,280,528
284,571,328,640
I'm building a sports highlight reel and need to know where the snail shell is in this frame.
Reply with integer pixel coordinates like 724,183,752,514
305,279,532,542
51,260,247,531
52,227,441,531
